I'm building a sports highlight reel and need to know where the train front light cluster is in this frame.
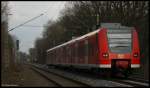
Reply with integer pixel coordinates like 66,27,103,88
102,53,109,58
133,53,138,58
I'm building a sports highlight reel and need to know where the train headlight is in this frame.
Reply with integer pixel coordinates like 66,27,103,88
133,53,138,57
102,53,109,58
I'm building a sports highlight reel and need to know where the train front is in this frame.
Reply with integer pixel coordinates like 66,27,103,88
98,24,140,77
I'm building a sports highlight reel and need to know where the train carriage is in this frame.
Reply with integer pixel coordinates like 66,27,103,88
46,23,140,77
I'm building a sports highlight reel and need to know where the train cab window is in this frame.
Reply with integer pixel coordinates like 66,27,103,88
107,29,132,53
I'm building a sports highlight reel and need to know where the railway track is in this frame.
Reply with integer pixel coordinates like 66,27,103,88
109,78,149,87
127,73,149,84
53,65,149,87
128,76,149,84
30,63,149,87
30,64,91,87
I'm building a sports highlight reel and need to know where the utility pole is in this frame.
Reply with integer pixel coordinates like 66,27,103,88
96,14,100,29
16,40,19,50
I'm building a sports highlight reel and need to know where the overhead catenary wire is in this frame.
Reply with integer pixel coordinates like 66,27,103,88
8,3,65,32
8,13,44,32
9,2,65,31
20,25,47,27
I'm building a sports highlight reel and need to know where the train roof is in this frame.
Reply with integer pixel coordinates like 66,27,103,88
47,23,134,52
47,29,99,52
101,23,133,29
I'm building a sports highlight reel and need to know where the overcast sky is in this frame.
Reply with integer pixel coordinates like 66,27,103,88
8,1,66,54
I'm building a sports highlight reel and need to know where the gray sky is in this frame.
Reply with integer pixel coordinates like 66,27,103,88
8,1,66,54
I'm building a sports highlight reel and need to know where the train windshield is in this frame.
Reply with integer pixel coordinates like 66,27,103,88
107,29,132,53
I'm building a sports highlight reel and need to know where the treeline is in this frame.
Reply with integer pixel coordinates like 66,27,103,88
29,1,149,66
1,1,20,79
1,2,14,71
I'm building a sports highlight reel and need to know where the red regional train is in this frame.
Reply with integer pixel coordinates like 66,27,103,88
46,23,140,77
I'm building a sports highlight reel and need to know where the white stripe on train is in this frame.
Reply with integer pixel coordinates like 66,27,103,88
46,63,140,68
131,64,140,68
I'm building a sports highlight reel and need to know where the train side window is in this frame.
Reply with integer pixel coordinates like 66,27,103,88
78,43,83,63
69,46,71,63
67,46,70,63
75,43,78,63
88,41,92,57
85,40,88,55
85,40,88,64
60,48,62,63
77,44,81,63
52,51,53,63
64,47,66,63
54,50,56,63
81,43,84,60
55,50,57,63
78,44,81,60
81,44,84,60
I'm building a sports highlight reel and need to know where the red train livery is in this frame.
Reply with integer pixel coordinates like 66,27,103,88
46,23,140,77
